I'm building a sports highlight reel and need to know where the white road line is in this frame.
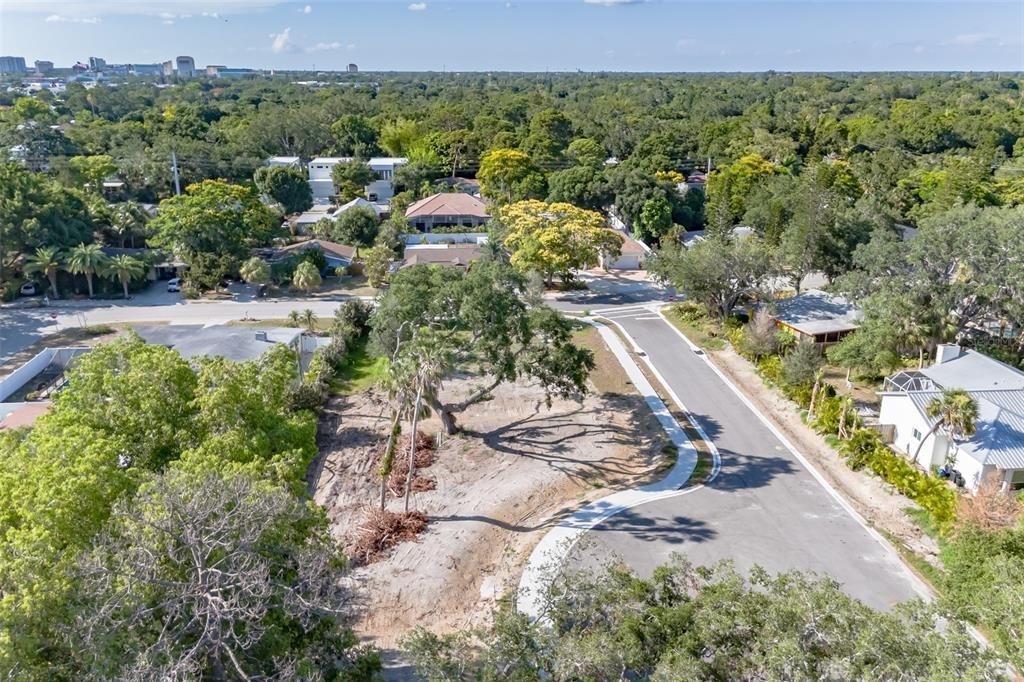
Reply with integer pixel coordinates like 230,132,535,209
652,308,934,602
516,319,710,621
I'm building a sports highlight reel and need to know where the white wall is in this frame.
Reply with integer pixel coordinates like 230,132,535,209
403,232,488,245
0,349,55,401
878,393,945,468
0,347,89,402
952,449,990,491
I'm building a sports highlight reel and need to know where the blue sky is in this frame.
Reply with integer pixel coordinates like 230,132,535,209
2,1,1023,72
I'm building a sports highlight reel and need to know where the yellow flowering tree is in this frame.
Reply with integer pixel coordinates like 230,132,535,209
500,200,623,286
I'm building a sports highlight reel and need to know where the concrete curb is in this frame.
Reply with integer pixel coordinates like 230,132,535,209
652,307,935,603
516,317,708,620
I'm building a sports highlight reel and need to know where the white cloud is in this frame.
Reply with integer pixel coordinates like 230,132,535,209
44,13,99,23
347,43,357,51
269,27,296,53
947,33,990,46
408,2,427,10
307,41,342,52
584,0,644,5
301,4,312,13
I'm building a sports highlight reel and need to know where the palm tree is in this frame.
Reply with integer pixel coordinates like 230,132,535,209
240,256,270,285
65,243,109,298
402,330,453,512
287,309,302,328
301,308,318,333
377,353,416,510
110,202,150,248
24,247,63,298
912,388,979,463
105,254,145,300
292,261,322,293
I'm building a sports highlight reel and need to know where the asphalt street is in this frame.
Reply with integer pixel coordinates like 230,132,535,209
549,281,925,610
1,271,927,608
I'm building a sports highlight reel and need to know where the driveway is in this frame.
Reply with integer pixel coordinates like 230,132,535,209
549,278,925,610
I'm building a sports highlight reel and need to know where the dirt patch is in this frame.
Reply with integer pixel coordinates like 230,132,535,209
313,343,666,652
707,344,940,563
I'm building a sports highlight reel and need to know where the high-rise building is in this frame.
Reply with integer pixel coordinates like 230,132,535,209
175,56,195,77
34,60,54,74
0,56,28,74
88,56,107,71
206,64,225,77
130,63,163,76
162,60,175,76
347,63,358,73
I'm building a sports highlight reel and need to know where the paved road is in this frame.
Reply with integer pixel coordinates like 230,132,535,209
549,279,925,610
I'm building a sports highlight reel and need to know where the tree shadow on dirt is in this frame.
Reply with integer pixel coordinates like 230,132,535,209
463,395,662,488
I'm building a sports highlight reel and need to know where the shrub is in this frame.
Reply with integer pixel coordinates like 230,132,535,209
781,339,824,387
672,300,707,323
840,429,883,471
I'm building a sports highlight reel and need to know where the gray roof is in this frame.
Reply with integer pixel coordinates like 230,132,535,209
772,289,861,336
907,389,1024,469
132,325,301,362
920,348,1024,392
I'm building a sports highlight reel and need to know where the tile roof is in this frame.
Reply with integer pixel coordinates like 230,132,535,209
405,193,490,219
277,239,356,261
402,245,485,268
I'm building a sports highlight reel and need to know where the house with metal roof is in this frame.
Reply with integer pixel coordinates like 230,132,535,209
879,344,1024,492
772,289,860,345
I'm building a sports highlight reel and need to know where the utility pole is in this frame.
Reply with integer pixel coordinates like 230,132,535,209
171,150,181,196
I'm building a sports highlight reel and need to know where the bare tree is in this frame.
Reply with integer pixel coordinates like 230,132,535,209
73,471,367,680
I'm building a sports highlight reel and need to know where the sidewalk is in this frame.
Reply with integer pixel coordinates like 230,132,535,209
516,319,706,621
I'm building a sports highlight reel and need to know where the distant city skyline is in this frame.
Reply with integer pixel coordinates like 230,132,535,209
2,1,1023,72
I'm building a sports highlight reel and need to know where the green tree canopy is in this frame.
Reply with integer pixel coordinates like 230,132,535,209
370,260,595,434
253,165,313,215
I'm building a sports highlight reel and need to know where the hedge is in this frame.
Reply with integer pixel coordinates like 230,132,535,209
733,322,958,530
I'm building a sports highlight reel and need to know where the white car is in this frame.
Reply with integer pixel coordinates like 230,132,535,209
166,278,182,293
19,281,38,296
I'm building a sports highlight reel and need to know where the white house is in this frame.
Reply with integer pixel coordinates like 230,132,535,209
879,344,1024,492
600,232,649,270
366,157,408,201
266,156,301,168
307,156,408,203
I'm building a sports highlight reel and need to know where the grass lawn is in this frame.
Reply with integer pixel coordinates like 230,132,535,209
266,275,378,299
228,317,333,332
573,326,635,395
660,306,727,351
330,338,388,395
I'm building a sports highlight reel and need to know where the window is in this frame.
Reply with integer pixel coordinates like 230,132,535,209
912,428,922,440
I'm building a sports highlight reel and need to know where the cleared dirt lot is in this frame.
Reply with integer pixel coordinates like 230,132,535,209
313,328,669,651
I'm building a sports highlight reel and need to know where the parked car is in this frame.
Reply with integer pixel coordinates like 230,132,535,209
167,278,182,293
19,281,38,296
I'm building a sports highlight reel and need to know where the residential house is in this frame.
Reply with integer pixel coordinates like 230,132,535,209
99,247,184,282
366,157,408,201
772,289,860,345
879,345,1024,492
266,156,301,168
681,226,755,248
600,231,649,270
132,325,315,363
307,156,408,203
405,192,490,231
402,244,485,269
275,239,356,271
